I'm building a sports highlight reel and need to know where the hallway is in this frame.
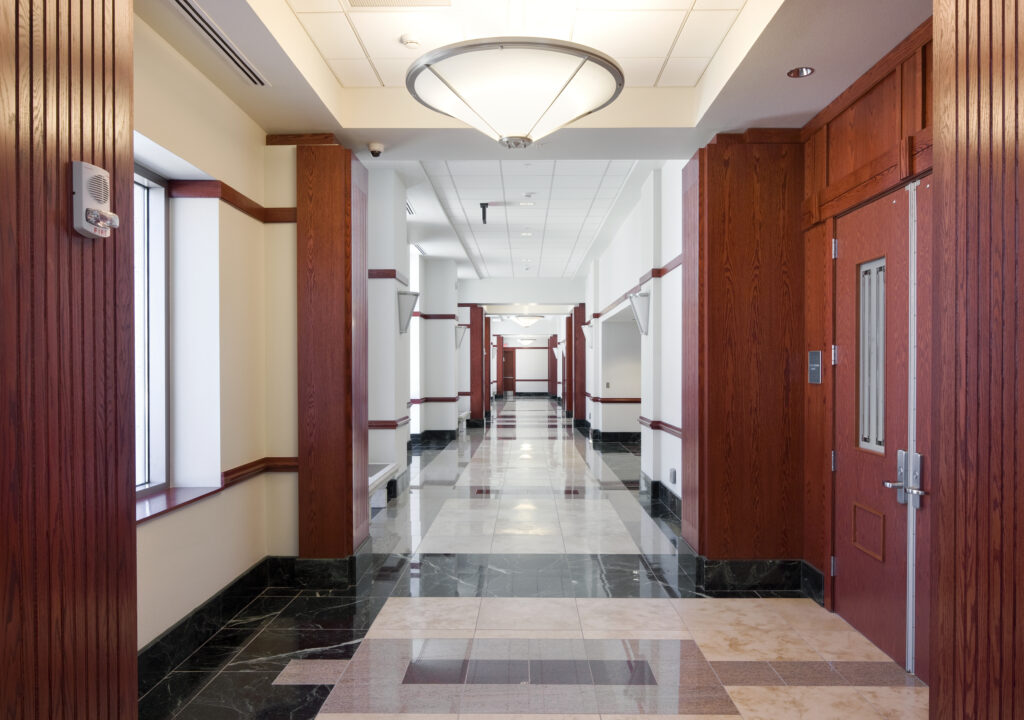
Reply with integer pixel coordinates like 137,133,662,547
140,399,927,720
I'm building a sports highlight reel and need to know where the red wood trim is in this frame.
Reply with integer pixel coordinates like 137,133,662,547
513,346,550,350
368,268,410,286
591,397,642,404
222,456,299,485
267,133,338,146
368,416,411,429
408,398,424,405
458,323,471,328
639,416,684,438
458,302,478,308
458,391,471,396
653,253,684,277
592,312,603,319
422,396,459,403
168,180,298,225
514,378,549,382
594,252,686,319
419,313,458,320
585,391,593,398
137,487,222,524
801,17,933,139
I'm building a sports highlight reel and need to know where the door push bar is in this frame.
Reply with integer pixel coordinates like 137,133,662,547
883,449,926,509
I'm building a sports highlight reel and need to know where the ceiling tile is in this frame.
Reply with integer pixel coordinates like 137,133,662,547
288,0,342,11
618,58,666,87
297,12,363,59
671,10,737,57
577,0,694,8
552,175,603,190
693,0,745,9
348,11,463,60
556,159,610,174
572,10,687,58
372,57,414,87
446,160,502,175
606,159,636,175
658,57,711,86
500,160,556,176
327,57,380,87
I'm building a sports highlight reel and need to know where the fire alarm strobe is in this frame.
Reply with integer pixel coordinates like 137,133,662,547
72,160,120,239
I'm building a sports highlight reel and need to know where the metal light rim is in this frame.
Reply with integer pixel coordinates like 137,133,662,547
405,36,626,141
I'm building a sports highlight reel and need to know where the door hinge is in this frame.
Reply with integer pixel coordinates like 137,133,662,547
831,345,838,365
831,237,838,259
831,450,836,472
830,556,837,577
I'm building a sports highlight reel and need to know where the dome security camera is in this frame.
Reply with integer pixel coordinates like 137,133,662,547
368,142,384,158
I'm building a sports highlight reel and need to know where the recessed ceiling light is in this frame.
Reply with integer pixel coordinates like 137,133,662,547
787,66,814,78
521,232,533,237
519,201,535,206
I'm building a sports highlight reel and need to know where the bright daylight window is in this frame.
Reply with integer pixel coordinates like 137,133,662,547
134,167,168,492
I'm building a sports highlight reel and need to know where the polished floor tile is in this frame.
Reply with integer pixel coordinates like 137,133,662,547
140,399,926,720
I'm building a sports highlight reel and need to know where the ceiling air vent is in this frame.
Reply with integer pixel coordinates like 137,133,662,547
172,0,269,87
405,201,415,216
347,0,450,7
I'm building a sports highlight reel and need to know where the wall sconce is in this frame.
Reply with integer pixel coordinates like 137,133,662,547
551,346,559,361
397,291,420,334
628,292,651,335
455,325,467,348
580,323,592,347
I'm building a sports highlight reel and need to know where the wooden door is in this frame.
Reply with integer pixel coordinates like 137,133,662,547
503,350,516,394
834,189,910,665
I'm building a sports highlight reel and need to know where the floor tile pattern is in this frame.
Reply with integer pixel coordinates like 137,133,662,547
139,398,926,719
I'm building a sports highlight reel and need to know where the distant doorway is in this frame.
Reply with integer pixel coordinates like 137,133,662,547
502,349,516,395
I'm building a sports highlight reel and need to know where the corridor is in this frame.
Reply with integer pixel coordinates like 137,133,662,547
141,399,927,720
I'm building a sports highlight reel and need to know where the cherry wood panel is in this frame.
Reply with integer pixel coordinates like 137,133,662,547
168,180,296,224
484,317,492,413
802,222,834,605
266,133,338,146
497,337,506,393
932,0,1024,715
639,417,684,439
469,305,484,419
564,315,574,416
827,72,903,183
590,397,642,404
1,1,137,716
367,268,410,286
548,335,557,396
573,304,587,420
222,456,300,485
296,146,368,558
697,135,805,560
419,313,457,320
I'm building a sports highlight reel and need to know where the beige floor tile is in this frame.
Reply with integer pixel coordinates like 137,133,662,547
474,629,584,639
478,598,581,631
416,535,498,554
460,715,597,719
757,599,856,633
576,599,678,632
672,599,789,632
725,686,883,719
494,521,562,536
582,629,691,640
856,686,929,719
601,716,743,720
795,630,892,662
318,715,454,719
690,627,822,662
369,597,481,632
273,659,348,685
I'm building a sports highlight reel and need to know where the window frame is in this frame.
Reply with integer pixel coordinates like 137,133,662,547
134,163,170,497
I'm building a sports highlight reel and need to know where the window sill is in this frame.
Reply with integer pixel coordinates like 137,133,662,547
136,486,221,524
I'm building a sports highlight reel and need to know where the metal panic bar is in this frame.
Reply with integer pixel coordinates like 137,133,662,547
859,257,886,452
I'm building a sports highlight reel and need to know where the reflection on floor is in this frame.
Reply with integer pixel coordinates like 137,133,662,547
140,398,927,719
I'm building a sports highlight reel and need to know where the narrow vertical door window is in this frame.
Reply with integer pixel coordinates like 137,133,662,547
858,257,886,452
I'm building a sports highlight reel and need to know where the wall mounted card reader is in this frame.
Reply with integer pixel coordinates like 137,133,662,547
808,351,822,384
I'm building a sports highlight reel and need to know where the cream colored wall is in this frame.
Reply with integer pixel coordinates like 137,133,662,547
135,14,299,649
134,17,266,203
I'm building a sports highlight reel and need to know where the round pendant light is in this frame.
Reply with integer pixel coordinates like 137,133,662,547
406,37,625,149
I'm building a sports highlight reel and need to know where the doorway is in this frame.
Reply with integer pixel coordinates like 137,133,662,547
833,179,932,680
502,349,516,397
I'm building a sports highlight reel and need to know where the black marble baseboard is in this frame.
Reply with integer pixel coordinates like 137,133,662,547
564,409,573,419
419,429,457,443
801,561,825,605
590,430,641,443
466,418,485,428
573,418,591,434
650,479,682,518
514,391,549,397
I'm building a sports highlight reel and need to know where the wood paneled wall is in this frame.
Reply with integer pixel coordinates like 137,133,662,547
564,315,574,416
484,316,492,414
296,146,369,557
695,134,805,560
798,19,934,600
802,19,933,230
548,335,558,396
470,305,484,420
573,305,587,423
932,0,1024,716
0,1,137,716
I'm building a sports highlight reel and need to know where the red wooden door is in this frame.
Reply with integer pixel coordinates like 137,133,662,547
834,189,910,665
503,350,516,394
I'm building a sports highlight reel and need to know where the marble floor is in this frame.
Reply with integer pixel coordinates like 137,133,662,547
140,398,927,719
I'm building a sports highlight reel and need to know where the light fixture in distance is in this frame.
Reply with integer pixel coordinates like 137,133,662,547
518,336,536,345
787,66,814,78
513,315,543,328
406,37,625,149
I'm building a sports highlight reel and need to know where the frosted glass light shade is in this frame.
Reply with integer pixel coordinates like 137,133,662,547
513,314,543,327
628,292,651,335
580,323,592,347
397,291,420,334
455,325,468,347
407,38,624,148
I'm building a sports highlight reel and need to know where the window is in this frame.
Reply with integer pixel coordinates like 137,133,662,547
858,257,885,452
134,167,169,492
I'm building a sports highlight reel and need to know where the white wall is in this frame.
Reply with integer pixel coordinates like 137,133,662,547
585,161,687,497
419,258,458,432
597,319,642,433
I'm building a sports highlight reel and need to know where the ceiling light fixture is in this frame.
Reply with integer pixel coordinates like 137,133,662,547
406,37,625,149
513,315,543,328
519,201,535,206
787,66,814,78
